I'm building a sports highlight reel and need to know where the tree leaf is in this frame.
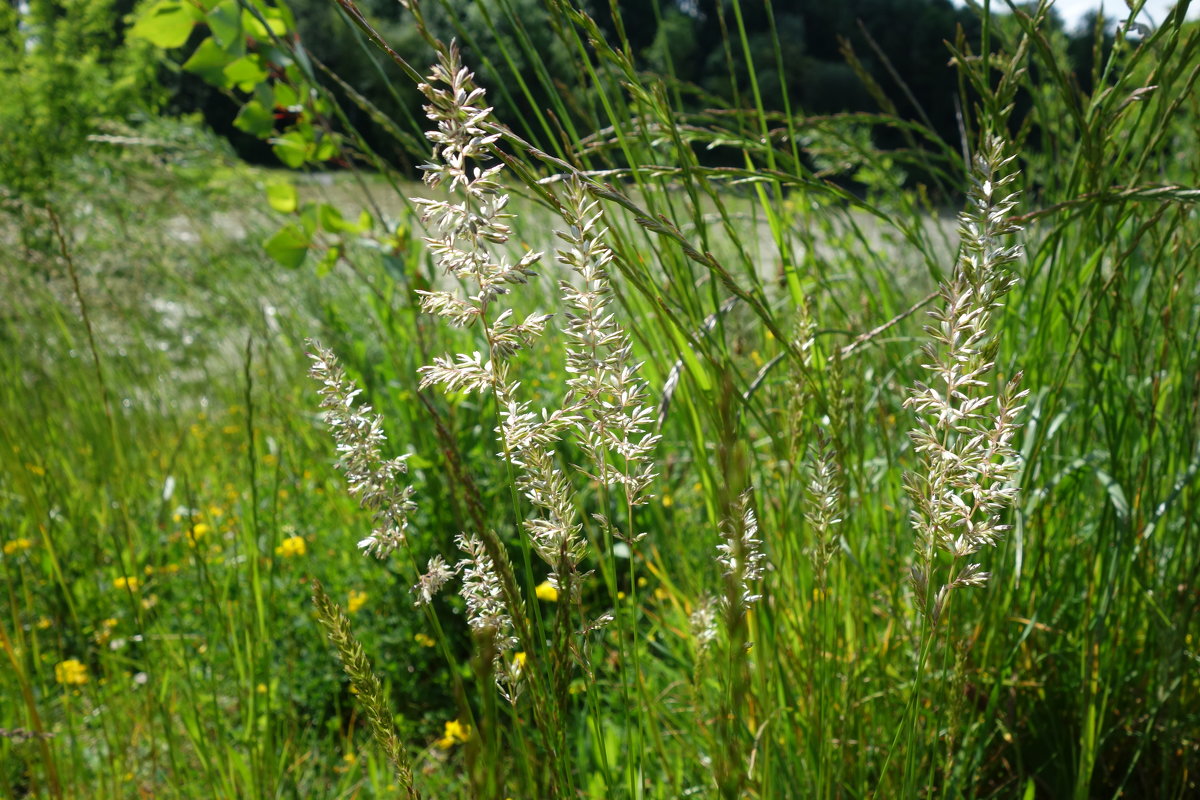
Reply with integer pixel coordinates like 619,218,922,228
129,0,201,49
271,131,309,168
266,181,297,214
181,38,238,85
222,56,269,92
233,100,273,137
206,0,245,54
263,224,310,268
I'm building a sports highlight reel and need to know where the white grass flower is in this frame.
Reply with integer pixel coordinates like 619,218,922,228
456,533,516,654
556,177,661,540
904,135,1029,623
716,489,766,614
689,594,719,653
307,340,416,558
410,44,543,354
412,554,455,606
805,434,843,587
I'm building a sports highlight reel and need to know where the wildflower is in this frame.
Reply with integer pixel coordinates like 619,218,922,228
904,135,1028,623
275,536,307,558
2,538,33,556
113,576,140,593
347,590,368,614
307,340,416,559
435,719,471,749
413,632,435,648
716,489,766,614
55,659,88,686
534,580,559,602
187,523,209,546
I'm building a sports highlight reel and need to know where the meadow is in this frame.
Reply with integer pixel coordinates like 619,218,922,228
2,0,1199,798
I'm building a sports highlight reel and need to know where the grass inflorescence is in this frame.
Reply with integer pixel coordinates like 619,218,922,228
2,1,1198,798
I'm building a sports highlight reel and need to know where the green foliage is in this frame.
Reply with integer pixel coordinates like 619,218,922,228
0,0,157,199
4,2,1200,799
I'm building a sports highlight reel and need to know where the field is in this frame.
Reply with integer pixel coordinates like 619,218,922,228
2,1,1199,798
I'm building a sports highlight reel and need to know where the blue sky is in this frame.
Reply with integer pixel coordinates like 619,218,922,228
954,1,1198,32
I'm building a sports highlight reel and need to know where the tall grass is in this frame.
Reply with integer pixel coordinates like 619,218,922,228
2,0,1199,798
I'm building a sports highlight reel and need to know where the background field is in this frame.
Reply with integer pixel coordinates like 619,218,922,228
2,1,1199,798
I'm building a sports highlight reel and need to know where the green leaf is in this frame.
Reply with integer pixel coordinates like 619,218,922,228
233,100,273,137
222,56,269,92
315,244,341,277
242,5,290,39
317,203,345,233
263,224,310,268
298,202,320,237
266,182,297,214
206,0,245,54
182,38,238,85
313,133,339,162
317,207,371,235
271,131,308,168
129,0,201,49
273,83,299,108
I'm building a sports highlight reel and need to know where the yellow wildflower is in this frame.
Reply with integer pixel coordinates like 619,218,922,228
513,651,527,670
535,580,558,602
26,463,45,476
275,536,307,558
347,590,368,614
113,576,140,592
435,719,471,749
413,632,435,648
3,537,34,556
187,523,210,546
55,659,88,686
36,617,52,630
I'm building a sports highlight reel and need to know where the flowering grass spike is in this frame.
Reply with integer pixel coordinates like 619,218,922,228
904,136,1029,623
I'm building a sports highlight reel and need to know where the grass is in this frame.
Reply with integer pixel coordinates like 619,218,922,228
3,0,1200,797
